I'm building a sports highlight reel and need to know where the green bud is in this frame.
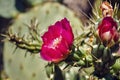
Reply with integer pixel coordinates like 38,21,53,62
75,60,85,66
73,53,80,61
98,44,105,57
86,55,93,62
92,45,98,58
92,44,105,59
102,47,111,63
76,47,86,58
45,63,54,79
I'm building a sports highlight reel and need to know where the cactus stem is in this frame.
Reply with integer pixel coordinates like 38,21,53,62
3,31,41,53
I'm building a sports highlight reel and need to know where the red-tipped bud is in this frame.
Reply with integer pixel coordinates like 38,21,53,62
97,17,119,46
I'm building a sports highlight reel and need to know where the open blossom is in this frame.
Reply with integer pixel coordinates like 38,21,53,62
97,17,119,46
40,18,74,63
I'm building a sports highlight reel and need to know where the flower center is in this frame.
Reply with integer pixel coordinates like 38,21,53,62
49,36,62,49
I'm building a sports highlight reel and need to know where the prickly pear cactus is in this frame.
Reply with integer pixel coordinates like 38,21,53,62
24,0,61,6
24,0,46,6
3,2,83,80
0,0,19,18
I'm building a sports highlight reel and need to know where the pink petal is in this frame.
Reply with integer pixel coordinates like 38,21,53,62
41,44,64,62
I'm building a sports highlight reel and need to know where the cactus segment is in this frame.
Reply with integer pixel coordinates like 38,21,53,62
0,0,19,18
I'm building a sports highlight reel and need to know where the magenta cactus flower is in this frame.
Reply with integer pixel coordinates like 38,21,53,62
40,18,74,63
97,17,119,46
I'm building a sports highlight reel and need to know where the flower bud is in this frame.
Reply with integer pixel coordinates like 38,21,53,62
40,18,74,63
97,17,119,46
100,1,113,17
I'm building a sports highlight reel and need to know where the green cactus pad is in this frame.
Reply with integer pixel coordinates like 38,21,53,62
0,0,19,18
24,0,46,6
3,2,83,80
